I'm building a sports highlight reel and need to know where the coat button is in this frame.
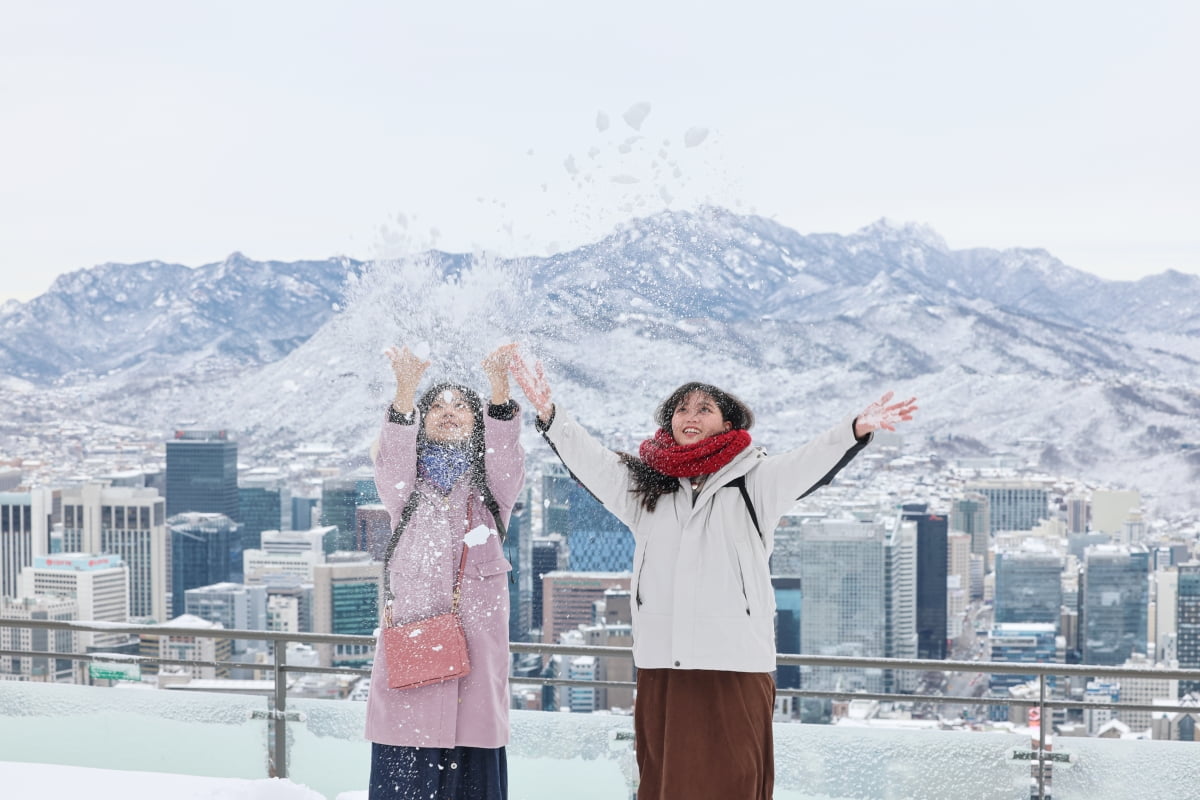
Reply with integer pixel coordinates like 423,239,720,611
674,660,680,667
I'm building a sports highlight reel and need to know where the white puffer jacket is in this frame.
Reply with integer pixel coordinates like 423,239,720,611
541,407,870,673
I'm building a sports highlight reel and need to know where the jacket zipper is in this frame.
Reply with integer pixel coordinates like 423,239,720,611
733,546,751,616
635,546,648,608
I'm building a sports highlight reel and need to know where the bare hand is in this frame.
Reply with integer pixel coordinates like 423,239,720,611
482,343,518,404
854,391,917,437
385,345,430,413
509,351,554,421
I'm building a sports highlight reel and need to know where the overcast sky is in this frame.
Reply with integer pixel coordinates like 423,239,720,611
2,1,1197,302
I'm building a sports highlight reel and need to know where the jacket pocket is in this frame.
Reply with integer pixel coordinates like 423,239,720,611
473,557,512,579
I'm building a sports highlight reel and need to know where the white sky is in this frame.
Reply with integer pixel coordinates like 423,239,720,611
2,1,1198,303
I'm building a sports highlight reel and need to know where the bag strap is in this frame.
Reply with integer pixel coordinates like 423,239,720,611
722,475,762,542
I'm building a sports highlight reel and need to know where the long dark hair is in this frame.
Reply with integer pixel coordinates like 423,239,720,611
384,384,505,567
620,382,755,512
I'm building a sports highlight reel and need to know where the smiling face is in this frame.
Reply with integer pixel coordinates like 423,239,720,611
423,388,475,443
670,391,732,445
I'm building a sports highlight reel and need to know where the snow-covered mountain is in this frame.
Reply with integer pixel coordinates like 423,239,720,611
3,207,1199,509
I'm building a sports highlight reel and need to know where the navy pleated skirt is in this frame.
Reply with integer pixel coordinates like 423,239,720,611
369,742,508,800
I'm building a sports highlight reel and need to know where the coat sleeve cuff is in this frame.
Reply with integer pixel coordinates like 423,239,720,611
487,400,520,421
388,405,417,425
534,405,557,433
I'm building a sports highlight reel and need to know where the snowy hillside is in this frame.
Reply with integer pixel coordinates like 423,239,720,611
3,207,1199,510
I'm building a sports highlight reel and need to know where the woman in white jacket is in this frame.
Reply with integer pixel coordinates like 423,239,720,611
509,353,916,800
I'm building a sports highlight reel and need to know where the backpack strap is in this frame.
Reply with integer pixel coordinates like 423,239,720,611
723,475,762,542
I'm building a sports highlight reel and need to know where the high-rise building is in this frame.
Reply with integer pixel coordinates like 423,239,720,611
1154,568,1179,664
542,461,572,538
796,518,886,692
19,553,130,652
504,488,534,643
354,504,391,560
160,614,232,679
292,496,318,530
946,532,971,607
531,533,568,634
320,471,378,552
168,512,239,615
1081,545,1149,666
949,492,990,563
1066,495,1089,535
1177,563,1200,696
1,488,53,599
184,581,268,659
967,481,1049,534
886,515,918,692
166,429,238,521
773,577,802,690
312,552,381,668
994,551,1064,626
565,482,635,573
60,482,169,622
904,506,948,661
540,571,631,645
987,622,1060,697
243,528,329,584
1090,490,1141,536
1116,653,1179,732
238,470,291,553
0,595,78,681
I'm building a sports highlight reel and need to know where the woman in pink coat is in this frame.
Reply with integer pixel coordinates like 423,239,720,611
366,343,525,800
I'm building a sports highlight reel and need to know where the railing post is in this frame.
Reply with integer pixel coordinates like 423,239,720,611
1037,674,1046,800
274,639,288,780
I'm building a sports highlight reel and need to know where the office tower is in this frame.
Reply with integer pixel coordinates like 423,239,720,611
168,512,239,616
573,588,634,710
160,614,231,679
773,577,802,690
185,581,268,659
987,623,1060,697
566,654,598,712
265,577,314,633
540,571,631,645
504,488,534,644
238,469,291,553
904,507,948,661
166,429,238,521
565,482,635,573
1,488,52,599
0,595,78,681
1178,563,1200,696
1116,653,1178,732
542,461,572,538
1090,490,1141,536
949,492,990,562
19,553,130,651
531,533,568,634
320,471,377,552
967,481,1049,534
292,496,318,530
243,528,330,584
994,551,1064,626
1154,568,1179,664
312,553,381,668
947,532,971,606
60,482,169,622
886,516,918,692
796,518,886,692
354,504,391,560
1084,680,1121,735
1081,545,1150,666
1066,495,1089,534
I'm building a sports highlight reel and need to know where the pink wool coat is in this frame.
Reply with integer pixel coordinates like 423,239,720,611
365,407,524,748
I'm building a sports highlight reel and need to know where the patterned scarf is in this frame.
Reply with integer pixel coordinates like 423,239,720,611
638,428,752,478
418,442,471,493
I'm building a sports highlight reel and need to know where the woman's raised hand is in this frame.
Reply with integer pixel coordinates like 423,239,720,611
854,391,918,438
481,343,518,405
386,345,430,414
508,350,554,423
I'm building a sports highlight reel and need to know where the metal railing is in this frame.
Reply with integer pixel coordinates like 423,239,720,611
4,617,1200,797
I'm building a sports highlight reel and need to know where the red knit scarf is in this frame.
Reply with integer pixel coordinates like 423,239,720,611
638,428,752,478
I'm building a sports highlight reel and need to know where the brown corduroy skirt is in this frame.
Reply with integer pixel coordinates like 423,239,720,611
634,668,775,800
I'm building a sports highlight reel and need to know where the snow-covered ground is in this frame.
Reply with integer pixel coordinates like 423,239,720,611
0,761,360,800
